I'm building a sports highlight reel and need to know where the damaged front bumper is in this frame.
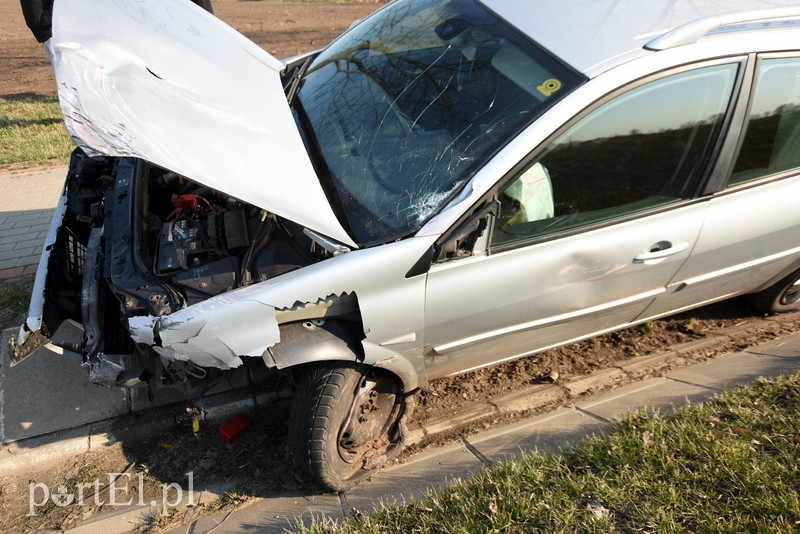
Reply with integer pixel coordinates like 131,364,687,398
9,151,156,387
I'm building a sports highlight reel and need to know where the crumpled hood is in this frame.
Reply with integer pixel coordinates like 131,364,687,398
52,0,356,248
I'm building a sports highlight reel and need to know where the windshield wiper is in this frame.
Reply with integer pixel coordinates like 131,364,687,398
285,55,314,106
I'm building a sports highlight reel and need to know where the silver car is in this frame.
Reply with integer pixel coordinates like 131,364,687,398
12,0,800,490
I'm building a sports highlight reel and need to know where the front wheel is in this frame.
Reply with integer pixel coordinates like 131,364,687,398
289,363,406,491
749,268,800,314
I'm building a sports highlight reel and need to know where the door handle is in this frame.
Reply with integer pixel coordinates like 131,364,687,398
633,241,690,265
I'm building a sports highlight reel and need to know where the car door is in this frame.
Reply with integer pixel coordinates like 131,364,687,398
422,61,741,379
640,54,800,319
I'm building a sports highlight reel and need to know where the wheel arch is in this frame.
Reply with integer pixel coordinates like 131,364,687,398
747,257,800,296
263,319,421,392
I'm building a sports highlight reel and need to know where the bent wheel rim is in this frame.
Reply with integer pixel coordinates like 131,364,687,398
338,371,401,472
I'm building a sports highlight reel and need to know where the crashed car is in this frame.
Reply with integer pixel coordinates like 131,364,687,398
11,0,800,490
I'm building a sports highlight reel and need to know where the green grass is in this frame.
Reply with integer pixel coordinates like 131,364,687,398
302,371,800,533
0,276,34,328
0,97,73,170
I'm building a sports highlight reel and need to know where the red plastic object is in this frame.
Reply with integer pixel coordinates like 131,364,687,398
171,194,217,214
218,414,252,443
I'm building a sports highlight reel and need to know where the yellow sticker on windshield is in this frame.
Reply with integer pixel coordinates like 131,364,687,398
537,78,562,97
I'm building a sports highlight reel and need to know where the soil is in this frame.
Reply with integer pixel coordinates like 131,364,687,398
0,0,386,99
0,1,795,532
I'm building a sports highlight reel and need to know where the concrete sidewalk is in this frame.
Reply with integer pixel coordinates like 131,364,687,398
63,330,798,534
0,166,66,280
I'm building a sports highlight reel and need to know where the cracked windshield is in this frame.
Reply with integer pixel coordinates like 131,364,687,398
296,0,584,244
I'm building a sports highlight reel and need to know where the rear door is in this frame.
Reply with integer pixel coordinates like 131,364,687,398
422,61,741,379
641,54,800,319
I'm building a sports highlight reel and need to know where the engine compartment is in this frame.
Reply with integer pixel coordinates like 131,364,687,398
54,150,330,327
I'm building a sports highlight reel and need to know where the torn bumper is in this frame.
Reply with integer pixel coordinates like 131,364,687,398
9,182,69,366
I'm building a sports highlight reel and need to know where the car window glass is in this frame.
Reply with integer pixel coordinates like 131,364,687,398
492,63,738,247
730,57,800,187
297,0,584,245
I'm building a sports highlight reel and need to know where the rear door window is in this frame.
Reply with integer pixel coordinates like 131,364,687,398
729,56,800,187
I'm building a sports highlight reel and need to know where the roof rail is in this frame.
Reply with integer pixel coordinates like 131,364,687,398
646,7,800,50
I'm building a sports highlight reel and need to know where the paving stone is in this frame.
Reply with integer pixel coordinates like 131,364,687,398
10,210,53,225
0,234,29,246
745,331,800,358
0,265,26,280
17,254,43,267
67,504,156,534
575,377,714,422
0,248,24,262
0,329,129,442
0,225,36,238
666,351,800,391
28,223,52,235
10,245,35,256
162,492,344,534
467,408,612,462
343,441,484,513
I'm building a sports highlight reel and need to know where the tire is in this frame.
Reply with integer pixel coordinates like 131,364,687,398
749,268,800,314
289,362,406,491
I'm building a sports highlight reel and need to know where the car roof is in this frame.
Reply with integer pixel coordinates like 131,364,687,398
481,0,800,77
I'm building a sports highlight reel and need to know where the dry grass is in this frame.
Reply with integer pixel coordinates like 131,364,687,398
0,97,73,170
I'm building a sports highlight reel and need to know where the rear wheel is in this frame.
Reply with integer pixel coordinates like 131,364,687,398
289,362,406,491
749,268,800,313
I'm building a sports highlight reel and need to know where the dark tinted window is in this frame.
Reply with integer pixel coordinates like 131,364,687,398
730,57,800,187
493,64,738,246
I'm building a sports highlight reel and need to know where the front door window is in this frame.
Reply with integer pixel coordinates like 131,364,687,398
493,63,739,246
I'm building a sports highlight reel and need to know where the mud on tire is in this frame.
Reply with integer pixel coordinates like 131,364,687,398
289,362,406,492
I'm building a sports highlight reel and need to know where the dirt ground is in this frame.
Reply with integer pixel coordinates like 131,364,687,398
0,1,789,532
0,0,385,99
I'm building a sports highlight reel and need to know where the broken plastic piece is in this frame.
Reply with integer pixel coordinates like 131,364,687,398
218,414,252,443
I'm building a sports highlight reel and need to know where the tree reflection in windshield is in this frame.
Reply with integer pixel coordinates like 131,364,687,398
297,0,583,245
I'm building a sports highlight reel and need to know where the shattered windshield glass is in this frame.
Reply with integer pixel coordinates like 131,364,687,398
296,0,583,244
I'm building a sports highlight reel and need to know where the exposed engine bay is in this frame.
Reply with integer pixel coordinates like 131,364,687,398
25,149,335,383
